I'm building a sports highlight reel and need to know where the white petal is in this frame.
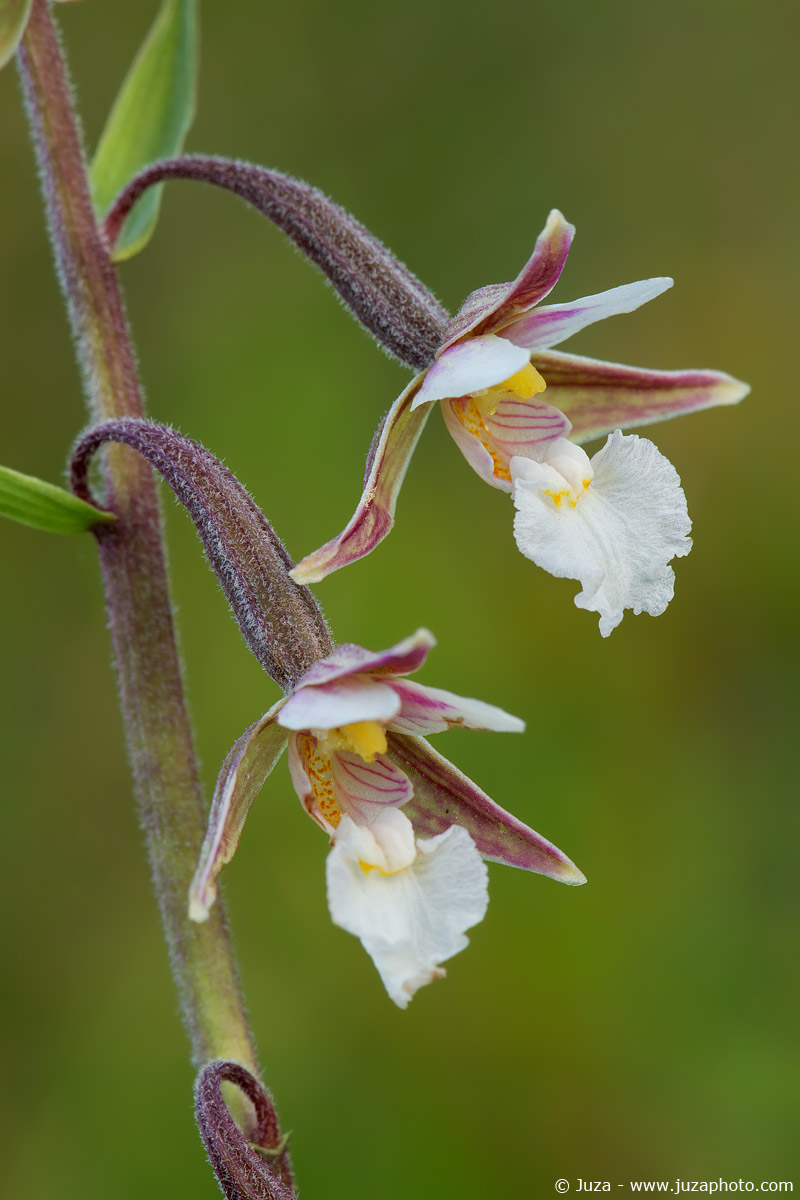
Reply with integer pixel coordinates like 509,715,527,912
277,677,401,731
410,335,531,409
388,680,525,736
511,431,692,637
503,278,673,351
327,814,489,1008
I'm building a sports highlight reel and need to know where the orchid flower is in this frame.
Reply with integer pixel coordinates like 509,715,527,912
291,210,749,635
189,628,585,1008
71,421,582,1008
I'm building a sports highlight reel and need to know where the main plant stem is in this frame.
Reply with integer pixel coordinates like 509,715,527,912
18,0,258,1079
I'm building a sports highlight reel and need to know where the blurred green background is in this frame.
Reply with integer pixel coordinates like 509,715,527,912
1,1,798,1196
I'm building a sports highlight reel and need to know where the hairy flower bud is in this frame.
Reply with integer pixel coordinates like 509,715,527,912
70,418,333,691
195,1061,295,1200
103,155,449,370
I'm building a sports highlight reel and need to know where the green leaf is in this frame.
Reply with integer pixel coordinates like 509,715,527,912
90,0,197,262
0,0,32,71
0,465,115,535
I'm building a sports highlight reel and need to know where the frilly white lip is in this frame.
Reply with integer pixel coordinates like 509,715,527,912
511,432,692,637
327,812,489,1009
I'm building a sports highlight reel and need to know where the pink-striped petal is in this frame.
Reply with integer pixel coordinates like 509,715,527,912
293,629,436,690
330,750,414,822
388,733,586,884
388,680,524,736
503,278,673,351
439,396,498,487
530,349,750,443
189,703,289,920
277,676,401,731
438,210,575,352
441,394,572,492
410,335,531,410
290,374,430,584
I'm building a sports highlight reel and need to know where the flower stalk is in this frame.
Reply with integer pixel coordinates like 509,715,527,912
17,0,259,1080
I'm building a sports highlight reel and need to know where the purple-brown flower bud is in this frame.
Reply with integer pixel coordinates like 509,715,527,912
103,156,449,370
70,418,333,691
195,1061,295,1200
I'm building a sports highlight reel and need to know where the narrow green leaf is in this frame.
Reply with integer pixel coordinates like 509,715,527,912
0,465,115,534
0,0,32,70
90,0,197,262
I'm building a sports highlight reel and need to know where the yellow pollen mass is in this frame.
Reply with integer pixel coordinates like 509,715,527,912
471,362,547,419
502,362,547,400
338,720,387,763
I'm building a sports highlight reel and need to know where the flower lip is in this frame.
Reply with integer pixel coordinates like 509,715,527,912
510,431,692,636
441,392,572,492
326,812,489,1009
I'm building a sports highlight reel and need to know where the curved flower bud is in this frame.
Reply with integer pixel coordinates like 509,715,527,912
195,1060,295,1200
294,210,748,636
103,156,449,371
70,418,333,690
191,629,583,1006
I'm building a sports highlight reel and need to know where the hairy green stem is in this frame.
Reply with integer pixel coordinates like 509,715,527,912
18,0,258,1080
